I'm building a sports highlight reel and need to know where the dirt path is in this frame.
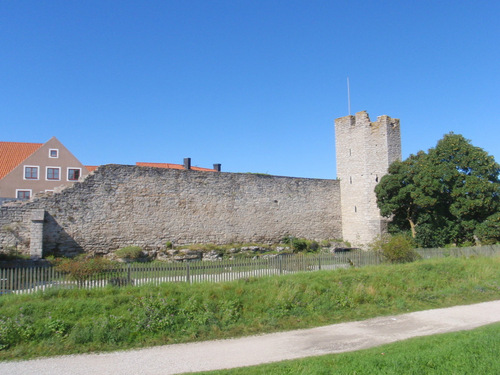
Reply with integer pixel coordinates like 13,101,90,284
2,300,499,375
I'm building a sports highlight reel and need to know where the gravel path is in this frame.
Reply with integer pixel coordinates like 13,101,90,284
2,300,499,375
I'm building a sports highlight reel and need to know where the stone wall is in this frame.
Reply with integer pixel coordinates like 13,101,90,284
0,204,32,251
0,165,342,256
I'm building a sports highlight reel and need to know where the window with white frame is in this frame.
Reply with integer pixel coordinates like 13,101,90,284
46,167,61,180
49,149,59,158
67,168,81,181
16,190,31,199
24,166,39,180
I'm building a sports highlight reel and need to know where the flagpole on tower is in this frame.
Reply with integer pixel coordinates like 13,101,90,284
347,76,351,116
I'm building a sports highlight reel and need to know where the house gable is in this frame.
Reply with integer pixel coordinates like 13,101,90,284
0,137,89,199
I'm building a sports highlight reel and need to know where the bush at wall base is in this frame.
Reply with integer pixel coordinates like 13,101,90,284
115,246,144,261
370,234,420,264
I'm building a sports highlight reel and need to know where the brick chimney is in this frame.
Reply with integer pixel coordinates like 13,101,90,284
183,158,191,170
213,163,221,172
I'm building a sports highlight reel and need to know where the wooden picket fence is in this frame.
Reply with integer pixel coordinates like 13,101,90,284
0,252,364,295
415,244,500,259
1,245,498,295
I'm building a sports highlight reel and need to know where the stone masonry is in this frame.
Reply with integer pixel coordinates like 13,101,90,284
335,111,401,246
0,111,400,256
1,165,342,256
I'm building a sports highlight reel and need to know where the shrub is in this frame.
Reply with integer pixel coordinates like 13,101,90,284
51,255,116,283
282,237,320,253
320,240,331,247
0,247,29,261
115,246,143,261
371,234,420,264
291,238,308,252
308,241,320,252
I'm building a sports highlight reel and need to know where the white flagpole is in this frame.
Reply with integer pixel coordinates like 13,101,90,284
347,77,351,116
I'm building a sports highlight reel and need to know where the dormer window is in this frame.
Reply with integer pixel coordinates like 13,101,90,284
49,149,59,158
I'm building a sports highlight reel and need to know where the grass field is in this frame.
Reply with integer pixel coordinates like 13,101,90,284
0,256,499,361
191,323,500,374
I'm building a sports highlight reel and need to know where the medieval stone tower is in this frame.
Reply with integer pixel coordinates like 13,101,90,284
335,111,401,246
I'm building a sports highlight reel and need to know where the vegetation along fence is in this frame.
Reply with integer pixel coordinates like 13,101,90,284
1,245,499,295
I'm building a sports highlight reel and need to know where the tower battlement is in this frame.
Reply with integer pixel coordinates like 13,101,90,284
335,111,401,246
335,111,400,129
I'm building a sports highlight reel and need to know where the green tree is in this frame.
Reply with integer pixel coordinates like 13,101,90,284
375,133,500,247
474,212,500,245
375,152,426,238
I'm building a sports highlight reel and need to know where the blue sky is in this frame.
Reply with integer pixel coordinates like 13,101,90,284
1,1,499,179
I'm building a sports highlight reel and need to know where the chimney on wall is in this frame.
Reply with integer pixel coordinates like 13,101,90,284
183,158,191,170
213,163,221,172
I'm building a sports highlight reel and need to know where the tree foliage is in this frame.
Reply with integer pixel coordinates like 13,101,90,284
375,133,500,247
474,212,500,245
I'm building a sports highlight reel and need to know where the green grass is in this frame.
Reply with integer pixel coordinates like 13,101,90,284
0,256,499,361
191,323,500,374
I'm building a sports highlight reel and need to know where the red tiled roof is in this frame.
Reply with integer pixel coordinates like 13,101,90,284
136,162,217,172
85,166,99,172
0,141,43,179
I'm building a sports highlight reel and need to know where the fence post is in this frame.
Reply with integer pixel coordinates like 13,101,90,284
127,263,131,285
318,256,321,271
279,256,283,275
186,262,190,283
